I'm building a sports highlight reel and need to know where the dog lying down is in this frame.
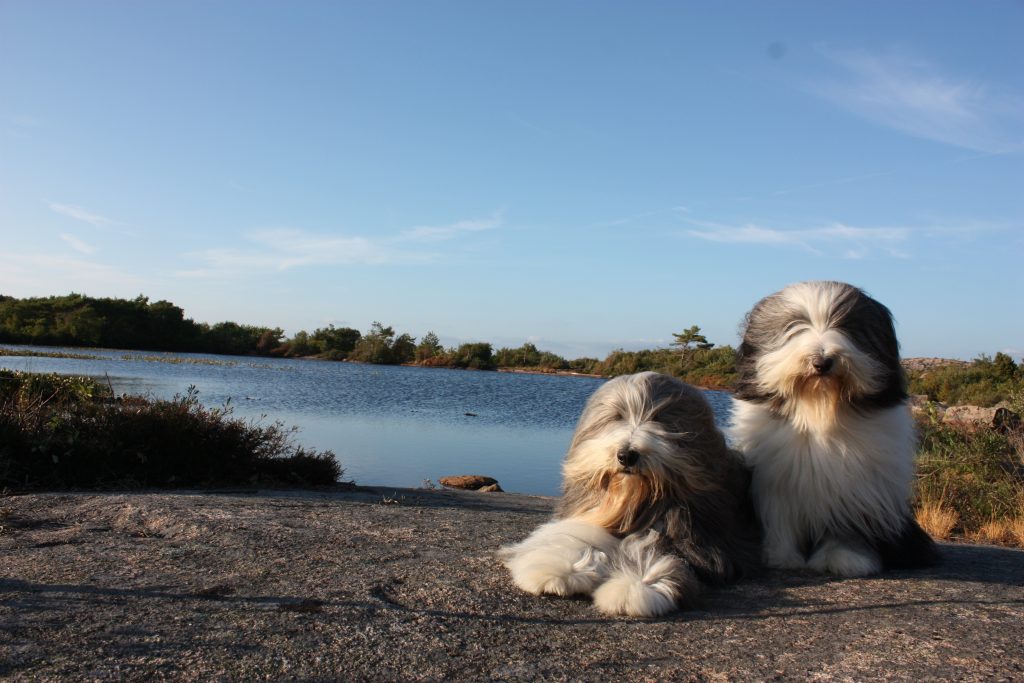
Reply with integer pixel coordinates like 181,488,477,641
500,371,760,617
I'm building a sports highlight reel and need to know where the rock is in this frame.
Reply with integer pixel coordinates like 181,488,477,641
902,357,971,373
3,490,1024,681
942,405,1021,432
439,475,499,491
477,483,503,493
908,394,946,417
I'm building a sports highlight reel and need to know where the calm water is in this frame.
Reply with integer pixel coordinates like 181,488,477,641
0,345,734,495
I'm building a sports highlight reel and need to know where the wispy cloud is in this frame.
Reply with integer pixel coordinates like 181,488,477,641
49,202,128,231
0,251,140,291
398,214,501,243
809,47,1024,153
59,233,97,255
181,213,502,278
685,219,911,258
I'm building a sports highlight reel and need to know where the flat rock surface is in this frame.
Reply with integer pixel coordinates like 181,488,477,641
1,488,1022,681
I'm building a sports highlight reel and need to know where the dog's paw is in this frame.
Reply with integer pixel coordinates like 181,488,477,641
592,568,680,617
504,546,610,597
763,544,808,570
499,519,618,597
807,541,880,577
591,531,686,617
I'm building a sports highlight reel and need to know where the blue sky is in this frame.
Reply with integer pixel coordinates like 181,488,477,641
1,2,1021,360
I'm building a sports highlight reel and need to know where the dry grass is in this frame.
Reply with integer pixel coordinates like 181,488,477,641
969,516,1024,546
914,413,1024,548
914,500,960,541
1012,517,1024,546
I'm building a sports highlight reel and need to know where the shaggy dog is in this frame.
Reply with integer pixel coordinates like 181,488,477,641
730,280,939,577
500,371,759,617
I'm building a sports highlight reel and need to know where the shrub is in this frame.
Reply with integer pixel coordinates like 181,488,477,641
449,343,495,370
908,352,1023,407
0,370,342,490
493,343,568,371
913,411,1024,542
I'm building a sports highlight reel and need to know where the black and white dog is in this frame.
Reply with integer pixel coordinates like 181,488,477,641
730,281,939,576
501,372,760,616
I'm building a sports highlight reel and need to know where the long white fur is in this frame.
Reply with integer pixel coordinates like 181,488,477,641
499,519,618,598
592,531,684,617
731,400,914,575
500,520,686,617
731,281,916,577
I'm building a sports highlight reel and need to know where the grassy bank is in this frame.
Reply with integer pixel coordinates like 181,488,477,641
0,370,341,491
913,408,1024,547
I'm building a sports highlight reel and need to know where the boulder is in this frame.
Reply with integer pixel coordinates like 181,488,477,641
909,394,946,417
439,475,500,491
942,405,1021,432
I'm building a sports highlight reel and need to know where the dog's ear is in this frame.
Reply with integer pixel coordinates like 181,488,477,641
837,291,907,409
734,296,784,402
662,458,761,583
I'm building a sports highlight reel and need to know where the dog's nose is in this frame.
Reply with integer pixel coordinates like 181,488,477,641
811,355,835,374
617,449,640,468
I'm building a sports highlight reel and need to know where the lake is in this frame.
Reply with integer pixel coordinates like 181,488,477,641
0,345,735,495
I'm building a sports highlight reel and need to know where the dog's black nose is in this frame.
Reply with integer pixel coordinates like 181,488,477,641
811,355,835,374
617,449,640,468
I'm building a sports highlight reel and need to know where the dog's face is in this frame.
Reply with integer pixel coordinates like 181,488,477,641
736,281,906,425
560,372,727,533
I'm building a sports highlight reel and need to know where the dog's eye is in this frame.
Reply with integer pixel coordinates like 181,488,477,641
783,319,810,339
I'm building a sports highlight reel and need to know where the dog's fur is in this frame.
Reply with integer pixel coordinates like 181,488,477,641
500,371,760,617
730,280,939,576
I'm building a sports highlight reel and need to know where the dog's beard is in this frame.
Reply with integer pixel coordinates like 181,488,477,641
780,372,847,430
577,470,661,535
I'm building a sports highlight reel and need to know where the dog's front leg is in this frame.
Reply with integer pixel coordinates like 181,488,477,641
498,518,619,597
591,530,695,618
758,500,810,569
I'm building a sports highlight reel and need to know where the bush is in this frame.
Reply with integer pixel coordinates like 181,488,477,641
913,411,1024,541
449,342,495,370
493,343,568,371
908,353,1023,407
0,370,342,490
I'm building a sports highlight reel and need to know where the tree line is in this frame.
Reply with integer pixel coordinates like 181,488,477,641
4,293,1022,399
0,293,740,387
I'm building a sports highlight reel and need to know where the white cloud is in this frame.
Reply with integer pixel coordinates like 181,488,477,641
49,202,127,230
398,215,501,243
810,47,1024,153
182,213,501,277
0,251,140,292
685,220,910,257
59,233,97,255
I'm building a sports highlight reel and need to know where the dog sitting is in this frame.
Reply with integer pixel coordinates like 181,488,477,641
500,371,760,617
730,280,939,577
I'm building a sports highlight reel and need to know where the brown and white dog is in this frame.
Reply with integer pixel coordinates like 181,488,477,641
500,371,759,617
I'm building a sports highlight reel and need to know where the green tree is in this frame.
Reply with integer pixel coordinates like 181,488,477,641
350,322,398,364
450,342,495,370
310,325,361,357
416,331,443,362
391,333,417,363
671,325,713,351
